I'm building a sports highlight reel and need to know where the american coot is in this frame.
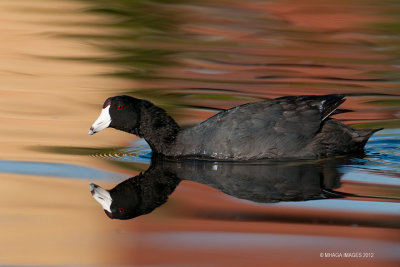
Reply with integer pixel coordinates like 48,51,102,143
89,94,381,160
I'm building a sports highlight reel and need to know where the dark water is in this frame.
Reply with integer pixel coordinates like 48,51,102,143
0,0,399,266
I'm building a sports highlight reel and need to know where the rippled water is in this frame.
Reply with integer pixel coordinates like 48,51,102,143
0,0,399,266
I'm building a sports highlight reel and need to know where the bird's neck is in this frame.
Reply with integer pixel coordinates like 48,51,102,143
134,100,181,155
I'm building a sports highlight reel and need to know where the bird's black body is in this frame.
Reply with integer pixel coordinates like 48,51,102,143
90,94,381,160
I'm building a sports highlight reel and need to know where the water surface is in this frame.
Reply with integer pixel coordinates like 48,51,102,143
0,0,399,266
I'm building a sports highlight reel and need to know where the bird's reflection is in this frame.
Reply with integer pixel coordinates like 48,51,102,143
90,157,347,220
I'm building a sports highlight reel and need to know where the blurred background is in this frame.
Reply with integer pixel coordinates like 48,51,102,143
0,0,399,266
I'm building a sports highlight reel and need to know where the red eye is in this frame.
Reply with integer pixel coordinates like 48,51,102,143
117,105,123,110
118,208,125,214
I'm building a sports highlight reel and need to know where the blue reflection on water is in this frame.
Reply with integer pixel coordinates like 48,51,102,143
355,128,400,173
340,171,400,185
0,160,121,180
273,199,400,215
335,129,400,187
105,139,152,164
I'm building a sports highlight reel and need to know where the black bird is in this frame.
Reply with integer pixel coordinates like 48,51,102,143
89,94,381,160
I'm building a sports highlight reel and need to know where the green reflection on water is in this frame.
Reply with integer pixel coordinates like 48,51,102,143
354,120,400,129
69,0,400,127
31,145,149,172
32,145,124,156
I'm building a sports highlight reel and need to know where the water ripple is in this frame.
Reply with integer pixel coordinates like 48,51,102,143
349,129,400,178
90,139,152,164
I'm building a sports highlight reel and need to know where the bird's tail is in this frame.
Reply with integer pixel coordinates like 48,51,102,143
353,127,383,147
